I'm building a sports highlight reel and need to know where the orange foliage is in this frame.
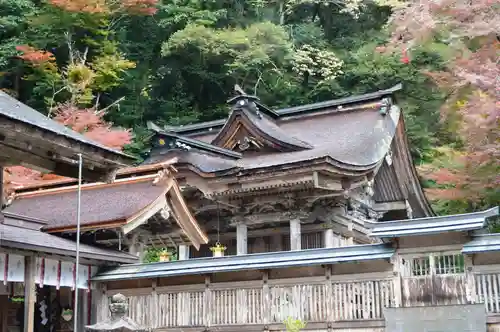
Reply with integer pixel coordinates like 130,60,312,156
3,103,132,196
15,45,55,65
48,0,158,15
387,0,500,202
52,102,132,151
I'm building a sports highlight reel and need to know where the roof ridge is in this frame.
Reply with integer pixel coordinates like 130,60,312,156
14,173,160,199
158,84,403,136
12,159,178,193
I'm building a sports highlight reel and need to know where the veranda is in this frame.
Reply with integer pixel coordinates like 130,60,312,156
90,207,500,332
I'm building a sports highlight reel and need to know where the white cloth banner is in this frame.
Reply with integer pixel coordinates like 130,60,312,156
44,259,59,287
35,257,43,285
76,265,89,289
59,261,74,288
0,253,5,282
7,254,24,282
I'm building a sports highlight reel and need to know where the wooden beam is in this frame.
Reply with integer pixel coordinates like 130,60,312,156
0,141,113,182
23,256,36,332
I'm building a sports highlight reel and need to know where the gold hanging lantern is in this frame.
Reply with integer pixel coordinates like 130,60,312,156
210,242,226,257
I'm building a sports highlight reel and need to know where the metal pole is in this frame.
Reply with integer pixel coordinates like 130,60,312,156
74,153,83,332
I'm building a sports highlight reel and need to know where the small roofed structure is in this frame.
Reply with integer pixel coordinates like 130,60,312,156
0,212,138,264
0,91,135,183
5,159,209,256
86,293,148,332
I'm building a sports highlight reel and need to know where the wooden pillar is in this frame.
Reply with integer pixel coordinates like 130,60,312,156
464,255,477,303
203,276,211,328
236,224,248,255
270,234,283,252
178,245,190,260
262,272,270,325
392,254,403,308
290,219,301,251
23,256,36,332
323,228,334,248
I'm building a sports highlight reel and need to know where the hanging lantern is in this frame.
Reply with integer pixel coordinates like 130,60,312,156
210,242,226,257
159,250,172,262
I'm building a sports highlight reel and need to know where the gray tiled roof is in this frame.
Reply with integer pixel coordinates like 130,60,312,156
147,104,400,172
163,84,403,135
92,244,395,281
463,234,500,254
5,179,166,230
367,207,499,238
0,91,134,162
214,108,313,150
0,219,138,264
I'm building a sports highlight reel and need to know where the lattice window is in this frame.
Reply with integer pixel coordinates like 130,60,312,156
403,253,465,277
434,254,465,275
410,257,431,276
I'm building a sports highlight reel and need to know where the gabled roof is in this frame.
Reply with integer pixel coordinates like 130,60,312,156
0,91,135,181
0,215,138,264
366,207,499,239
211,96,313,151
92,243,395,281
163,84,403,136
145,84,434,218
147,122,241,159
147,85,401,171
4,160,209,249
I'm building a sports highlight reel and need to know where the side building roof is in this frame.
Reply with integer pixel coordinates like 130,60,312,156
366,207,499,239
0,214,138,264
0,91,136,181
92,243,395,281
4,160,209,250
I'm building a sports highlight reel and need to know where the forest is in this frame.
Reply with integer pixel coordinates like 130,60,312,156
0,0,498,215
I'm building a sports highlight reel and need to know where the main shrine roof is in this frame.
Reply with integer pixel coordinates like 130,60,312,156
145,84,434,218
146,85,401,172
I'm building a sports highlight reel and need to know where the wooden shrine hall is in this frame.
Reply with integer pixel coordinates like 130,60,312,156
141,83,434,257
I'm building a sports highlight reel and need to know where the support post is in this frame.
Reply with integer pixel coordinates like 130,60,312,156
270,234,283,252
323,228,334,248
23,256,36,332
178,245,190,260
464,255,477,303
236,223,248,255
290,219,301,251
262,271,270,325
392,254,403,308
204,276,211,328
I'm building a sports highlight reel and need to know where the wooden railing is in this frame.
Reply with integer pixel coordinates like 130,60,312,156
95,254,500,329
103,275,395,329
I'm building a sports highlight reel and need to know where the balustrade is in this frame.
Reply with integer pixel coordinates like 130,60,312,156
107,275,395,329
99,254,500,329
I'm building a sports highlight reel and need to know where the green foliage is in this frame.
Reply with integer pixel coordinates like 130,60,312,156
284,317,306,332
1,0,491,218
143,247,178,263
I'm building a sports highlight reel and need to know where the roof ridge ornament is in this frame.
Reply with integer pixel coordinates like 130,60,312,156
227,84,280,119
227,85,262,118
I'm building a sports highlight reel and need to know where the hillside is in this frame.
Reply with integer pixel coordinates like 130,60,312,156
0,0,498,214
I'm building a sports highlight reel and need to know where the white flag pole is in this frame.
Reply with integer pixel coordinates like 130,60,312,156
73,153,83,332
